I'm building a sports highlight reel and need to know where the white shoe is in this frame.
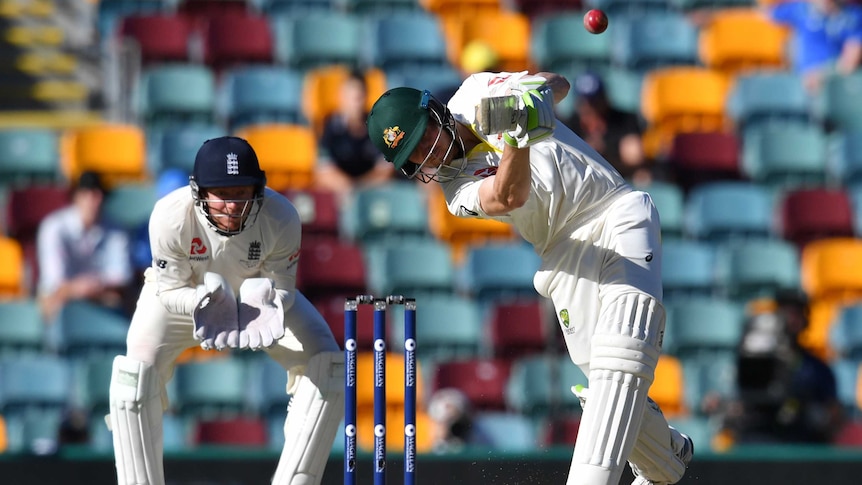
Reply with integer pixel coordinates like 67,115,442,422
630,433,694,485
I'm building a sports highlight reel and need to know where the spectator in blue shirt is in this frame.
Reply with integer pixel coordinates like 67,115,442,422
767,0,862,92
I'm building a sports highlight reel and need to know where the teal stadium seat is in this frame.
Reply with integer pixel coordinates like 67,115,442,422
364,237,454,296
344,0,422,14
726,70,811,130
610,11,699,73
460,241,541,303
667,297,745,355
173,358,249,418
505,354,556,417
470,411,539,452
385,65,464,100
815,71,862,131
96,0,163,47
683,181,775,242
80,355,115,415
741,122,828,189
259,0,337,15
830,303,862,360
831,358,862,415
585,0,672,16
718,238,801,302
531,12,612,73
102,182,159,231
638,181,684,238
388,292,484,361
670,0,754,10
0,299,45,356
0,354,71,408
830,129,862,185
152,124,225,174
346,182,429,243
0,129,60,185
661,239,718,298
367,11,450,71
272,12,364,69
255,357,290,417
136,64,217,127
217,65,305,131
58,300,130,357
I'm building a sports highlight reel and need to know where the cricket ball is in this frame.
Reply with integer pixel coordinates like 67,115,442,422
584,9,609,34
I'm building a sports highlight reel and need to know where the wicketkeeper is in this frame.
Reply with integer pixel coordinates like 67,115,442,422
366,72,693,485
108,136,343,485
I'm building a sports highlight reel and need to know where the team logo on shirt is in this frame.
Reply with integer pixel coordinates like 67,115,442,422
559,309,570,328
473,167,497,177
248,241,261,261
382,127,405,148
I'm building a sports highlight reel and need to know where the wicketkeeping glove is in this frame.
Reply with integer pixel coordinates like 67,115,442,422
503,86,556,149
237,278,285,350
193,272,239,351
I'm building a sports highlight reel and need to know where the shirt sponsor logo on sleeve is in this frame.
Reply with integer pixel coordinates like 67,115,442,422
190,237,209,261
473,167,497,177
155,259,167,269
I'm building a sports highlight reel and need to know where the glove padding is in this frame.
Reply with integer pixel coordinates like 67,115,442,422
237,278,285,350
193,272,239,351
503,86,556,149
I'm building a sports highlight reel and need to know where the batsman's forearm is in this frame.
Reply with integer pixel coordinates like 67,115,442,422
480,146,532,215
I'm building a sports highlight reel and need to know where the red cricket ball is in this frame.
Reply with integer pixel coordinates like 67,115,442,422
584,9,609,34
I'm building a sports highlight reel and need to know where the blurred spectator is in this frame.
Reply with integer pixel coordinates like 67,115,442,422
562,72,650,185
36,171,134,326
722,289,844,445
765,0,862,93
58,408,90,446
313,70,395,197
427,388,473,453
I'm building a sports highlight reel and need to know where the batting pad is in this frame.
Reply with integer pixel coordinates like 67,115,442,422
109,355,165,485
568,293,664,485
272,351,345,485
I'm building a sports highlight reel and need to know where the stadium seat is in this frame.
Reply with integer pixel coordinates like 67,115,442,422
62,124,148,189
637,180,684,238
367,11,449,71
57,300,129,357
649,354,687,418
432,358,512,411
421,0,500,18
282,188,340,237
317,294,381,351
260,0,337,15
255,357,290,416
830,358,862,414
610,11,699,73
660,238,718,299
0,237,25,299
344,0,423,13
541,415,581,446
384,65,464,100
300,65,387,137
487,299,550,360
832,130,862,185
505,354,560,417
741,122,828,189
450,10,532,72
118,13,192,65
719,238,801,301
683,181,775,242
801,238,862,301
427,187,515,261
354,351,427,410
101,182,158,232
831,304,862,361
153,124,225,174
5,184,70,289
364,238,455,297
80,355,116,414
0,299,44,356
779,188,854,249
217,65,305,131
697,8,789,76
667,297,745,353
388,292,484,361
173,358,248,417
136,64,216,128
235,123,317,191
815,71,862,132
530,12,612,73
725,70,811,130
514,0,583,19
345,182,429,243
666,131,741,190
469,411,539,452
296,237,367,301
96,0,163,46
202,12,274,71
177,0,250,26
460,241,541,302
272,12,363,70
355,400,434,452
0,354,72,408
194,417,269,446
0,128,60,185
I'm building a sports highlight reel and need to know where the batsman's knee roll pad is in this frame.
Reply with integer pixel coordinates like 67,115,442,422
109,355,165,485
272,351,345,485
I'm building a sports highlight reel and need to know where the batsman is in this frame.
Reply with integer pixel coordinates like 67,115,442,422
107,136,343,485
367,72,693,485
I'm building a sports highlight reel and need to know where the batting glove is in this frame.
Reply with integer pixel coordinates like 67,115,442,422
237,278,285,350
193,272,239,351
503,87,556,149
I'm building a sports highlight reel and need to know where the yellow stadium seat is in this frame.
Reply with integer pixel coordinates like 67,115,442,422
454,10,533,73
62,124,148,189
301,65,387,137
640,66,731,157
356,405,435,453
427,187,515,262
235,123,317,191
698,8,790,77
649,354,687,419
421,0,500,18
0,237,24,299
800,238,862,301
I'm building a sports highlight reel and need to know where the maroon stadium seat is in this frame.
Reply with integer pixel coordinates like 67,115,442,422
283,189,340,237
119,13,193,64
780,188,854,249
296,236,367,301
487,299,549,359
194,417,268,446
202,13,274,71
667,131,741,190
433,358,512,411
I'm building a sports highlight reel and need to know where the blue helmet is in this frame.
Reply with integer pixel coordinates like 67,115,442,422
189,136,267,236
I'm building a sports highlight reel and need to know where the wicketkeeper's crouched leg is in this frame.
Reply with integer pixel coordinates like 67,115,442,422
108,355,165,485
567,292,673,485
271,350,345,485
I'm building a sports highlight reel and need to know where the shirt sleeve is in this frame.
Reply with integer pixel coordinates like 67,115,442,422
149,201,198,315
99,228,133,287
259,195,302,312
35,213,67,296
